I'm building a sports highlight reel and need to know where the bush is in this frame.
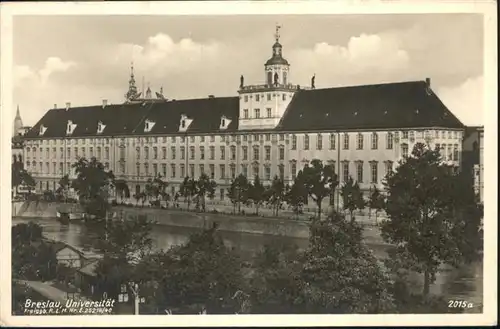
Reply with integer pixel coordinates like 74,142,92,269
111,200,118,206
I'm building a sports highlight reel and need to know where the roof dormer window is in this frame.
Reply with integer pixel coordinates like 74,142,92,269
144,119,155,133
39,124,47,136
66,120,77,136
179,114,193,133
219,115,231,130
97,121,106,134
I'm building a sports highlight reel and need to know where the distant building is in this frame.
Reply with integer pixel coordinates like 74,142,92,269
21,26,465,209
462,126,484,202
12,105,31,167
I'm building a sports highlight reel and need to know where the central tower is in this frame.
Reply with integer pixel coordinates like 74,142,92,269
238,25,307,130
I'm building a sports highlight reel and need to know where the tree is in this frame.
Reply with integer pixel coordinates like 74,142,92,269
12,164,36,195
180,176,197,210
249,241,303,313
368,185,385,224
285,171,308,220
380,143,483,297
12,222,58,281
298,211,395,313
340,176,366,224
56,175,71,202
226,174,250,214
155,226,245,314
266,175,286,217
301,159,338,220
71,157,115,220
249,176,266,215
195,173,217,212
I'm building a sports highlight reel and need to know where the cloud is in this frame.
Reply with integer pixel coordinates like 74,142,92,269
288,32,410,87
114,33,222,76
39,57,76,85
437,76,484,126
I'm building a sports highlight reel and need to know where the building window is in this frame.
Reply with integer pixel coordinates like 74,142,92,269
52,162,56,174
343,133,349,150
230,145,236,160
220,188,225,201
329,134,336,150
279,134,285,141
190,136,195,143
241,146,248,161
448,131,452,139
152,147,157,159
210,135,215,142
266,108,272,118
199,146,205,160
181,136,185,143
242,164,248,177
447,144,453,161
371,133,378,149
278,164,284,180
209,164,215,179
171,164,176,178
135,164,140,176
265,146,271,161
370,162,378,184
279,146,285,160
255,109,260,119
342,161,349,183
385,161,393,176
401,143,409,158
190,146,195,160
180,146,185,160
356,161,363,183
453,144,459,161
304,134,310,150
291,162,297,180
230,164,235,179
256,94,260,102
253,146,259,161
387,133,394,149
265,134,271,141
252,164,259,177
200,136,205,143
254,134,260,142
180,164,185,178
144,163,149,176
189,164,195,178
282,94,286,101
67,148,71,158
162,147,167,159
220,146,225,160
316,134,322,150
244,109,248,119
244,95,248,102
292,135,297,150
74,147,78,158
169,147,175,160
209,146,215,160
144,146,149,160
220,164,225,179
267,93,271,101
105,147,109,160
153,163,158,177
162,163,167,177
357,133,364,150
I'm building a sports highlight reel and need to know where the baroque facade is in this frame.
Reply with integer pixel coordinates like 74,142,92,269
22,27,465,205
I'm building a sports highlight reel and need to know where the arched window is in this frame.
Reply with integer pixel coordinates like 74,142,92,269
135,184,141,195
267,71,272,85
283,72,287,85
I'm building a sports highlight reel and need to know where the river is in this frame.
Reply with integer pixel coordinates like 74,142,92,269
11,216,483,313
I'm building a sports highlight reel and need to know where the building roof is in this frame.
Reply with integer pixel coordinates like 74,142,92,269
276,80,464,131
78,259,99,277
24,80,464,139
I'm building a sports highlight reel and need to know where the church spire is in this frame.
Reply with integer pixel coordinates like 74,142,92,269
275,24,281,43
13,104,23,137
125,62,139,101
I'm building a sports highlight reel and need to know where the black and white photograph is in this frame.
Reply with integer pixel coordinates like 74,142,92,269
1,1,497,327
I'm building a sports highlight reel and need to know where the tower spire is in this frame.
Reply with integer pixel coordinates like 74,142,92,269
275,24,281,43
125,62,139,101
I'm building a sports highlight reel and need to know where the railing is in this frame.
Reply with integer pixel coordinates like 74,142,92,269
240,84,310,91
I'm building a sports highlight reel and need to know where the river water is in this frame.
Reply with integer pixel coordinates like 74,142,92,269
11,216,483,313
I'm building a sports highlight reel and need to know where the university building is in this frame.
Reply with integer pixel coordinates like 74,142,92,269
21,27,465,206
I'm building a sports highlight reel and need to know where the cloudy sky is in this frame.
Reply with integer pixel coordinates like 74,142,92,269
13,14,484,127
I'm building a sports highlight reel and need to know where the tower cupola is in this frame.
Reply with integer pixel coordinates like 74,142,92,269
264,25,290,86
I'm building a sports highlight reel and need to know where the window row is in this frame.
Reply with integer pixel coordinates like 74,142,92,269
243,93,287,103
26,161,110,175
242,108,273,119
25,147,110,160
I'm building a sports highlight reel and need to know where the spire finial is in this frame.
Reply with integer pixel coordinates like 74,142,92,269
275,24,281,43
16,104,20,117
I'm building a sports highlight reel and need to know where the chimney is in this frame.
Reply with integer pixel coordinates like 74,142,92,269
102,99,108,107
54,104,58,109
208,95,214,99
425,78,432,95
65,102,71,110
